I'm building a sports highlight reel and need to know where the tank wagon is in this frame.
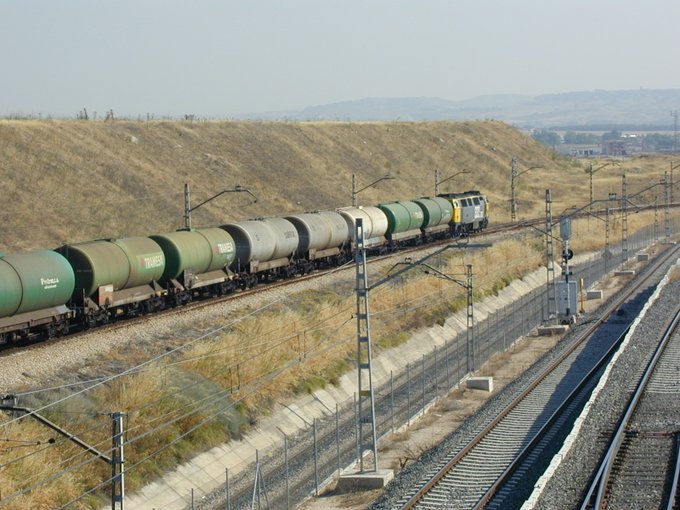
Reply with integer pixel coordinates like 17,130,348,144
56,237,167,326
150,227,237,304
378,200,425,246
221,218,300,285
0,251,75,341
0,189,489,345
337,206,390,250
284,211,350,271
413,197,454,240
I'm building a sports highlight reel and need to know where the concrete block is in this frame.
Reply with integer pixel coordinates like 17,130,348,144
467,376,493,392
537,325,569,336
586,290,603,300
637,253,649,261
336,469,394,492
615,270,636,277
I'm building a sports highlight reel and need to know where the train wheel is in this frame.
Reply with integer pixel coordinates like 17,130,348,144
85,315,97,329
42,324,56,340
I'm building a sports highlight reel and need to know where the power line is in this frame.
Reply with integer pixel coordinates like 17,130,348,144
0,256,479,504
0,295,288,431
54,355,310,509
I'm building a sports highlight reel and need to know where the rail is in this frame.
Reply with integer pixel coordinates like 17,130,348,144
399,243,680,510
580,305,680,509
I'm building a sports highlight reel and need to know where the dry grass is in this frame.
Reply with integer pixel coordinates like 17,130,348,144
1,119,677,505
0,416,103,509
1,213,671,506
5,119,672,252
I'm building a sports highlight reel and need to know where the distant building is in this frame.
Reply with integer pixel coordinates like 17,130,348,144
554,144,601,157
601,140,628,156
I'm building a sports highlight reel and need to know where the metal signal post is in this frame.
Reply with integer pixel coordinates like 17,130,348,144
511,157,541,222
545,190,557,323
111,413,125,510
183,183,257,229
354,218,379,472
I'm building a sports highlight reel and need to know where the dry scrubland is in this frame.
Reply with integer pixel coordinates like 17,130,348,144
0,213,667,509
0,119,677,508
2,118,671,252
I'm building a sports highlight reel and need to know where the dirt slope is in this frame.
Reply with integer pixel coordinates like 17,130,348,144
0,119,654,252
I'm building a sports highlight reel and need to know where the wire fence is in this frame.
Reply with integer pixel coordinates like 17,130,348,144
165,219,679,510
4,220,676,510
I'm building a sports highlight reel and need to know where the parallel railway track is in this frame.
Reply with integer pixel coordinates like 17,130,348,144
0,215,525,358
396,243,680,509
580,305,680,509
3,200,678,356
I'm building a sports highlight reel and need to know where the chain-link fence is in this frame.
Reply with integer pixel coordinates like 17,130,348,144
174,219,679,510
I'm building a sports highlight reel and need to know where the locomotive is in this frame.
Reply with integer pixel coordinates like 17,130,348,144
0,191,489,344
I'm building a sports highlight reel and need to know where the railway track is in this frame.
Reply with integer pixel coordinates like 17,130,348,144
2,199,666,357
0,217,506,359
395,243,680,510
580,306,680,509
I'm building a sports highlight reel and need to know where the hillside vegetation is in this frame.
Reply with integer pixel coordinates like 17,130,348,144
0,119,601,252
1,119,675,508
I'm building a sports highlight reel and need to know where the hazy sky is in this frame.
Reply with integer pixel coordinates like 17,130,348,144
2,0,679,118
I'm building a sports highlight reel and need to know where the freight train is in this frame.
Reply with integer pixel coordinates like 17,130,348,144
0,191,489,344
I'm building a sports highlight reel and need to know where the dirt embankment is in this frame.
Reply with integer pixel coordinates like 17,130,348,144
1,119,575,252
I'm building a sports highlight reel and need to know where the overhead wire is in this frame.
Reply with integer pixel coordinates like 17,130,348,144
173,306,351,365
54,351,311,509
9,257,356,399
118,314,356,465
4,308,357,507
1,274,347,498
124,310,357,447
5,291,387,505
4,294,353,457
23,311,353,502
14,377,112,397
2,246,470,503
0,295,281,431
110,307,357,440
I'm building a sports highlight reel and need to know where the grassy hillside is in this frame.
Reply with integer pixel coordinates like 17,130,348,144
0,119,675,508
0,119,672,252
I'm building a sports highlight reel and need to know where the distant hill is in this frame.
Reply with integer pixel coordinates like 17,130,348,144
234,89,680,129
